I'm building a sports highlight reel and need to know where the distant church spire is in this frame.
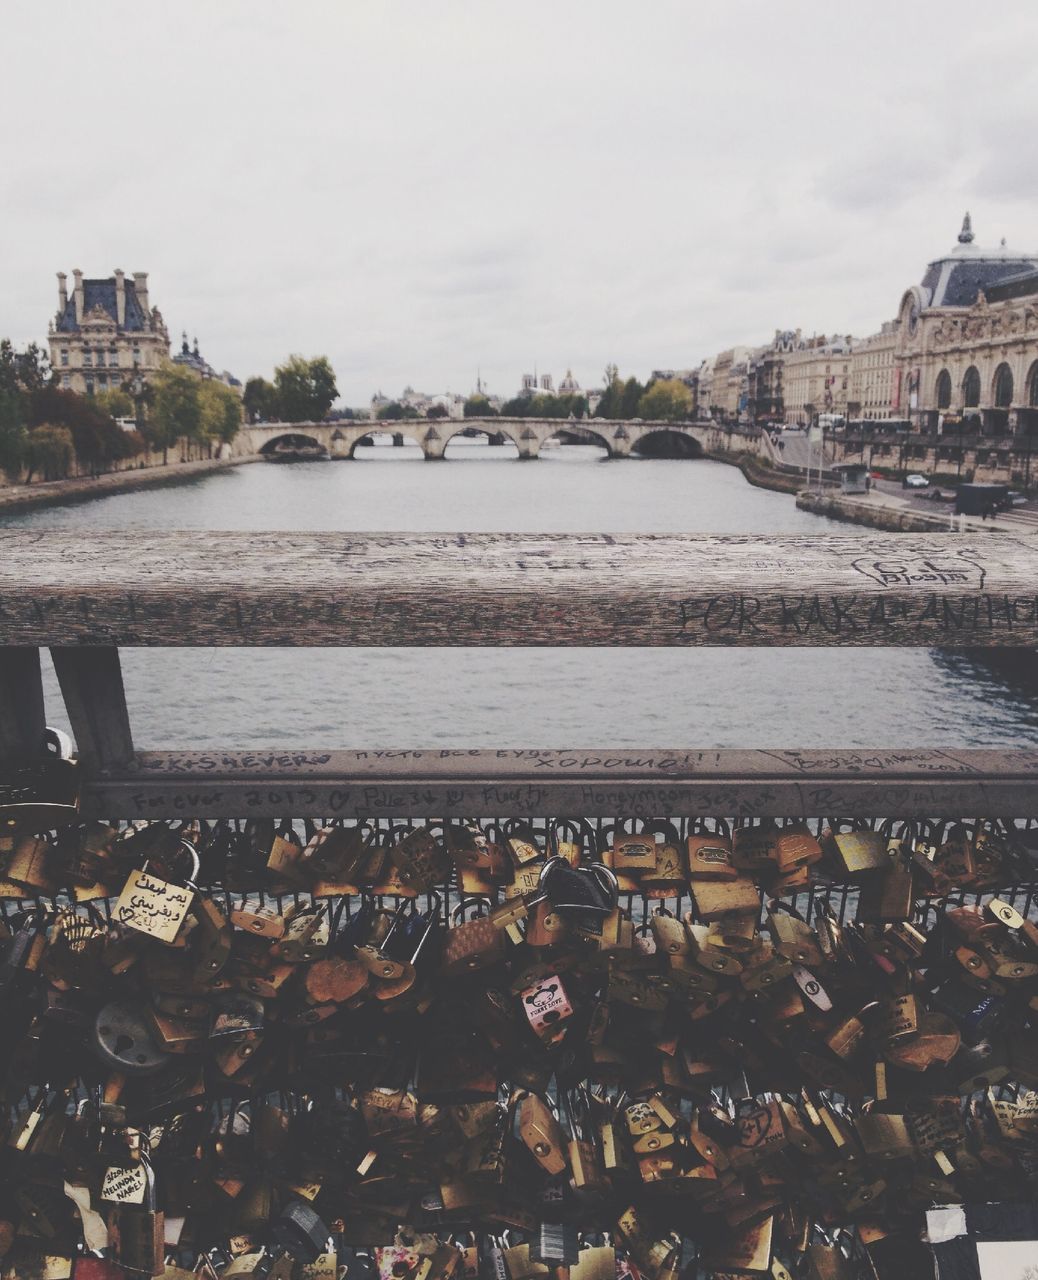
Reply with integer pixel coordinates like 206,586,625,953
958,211,974,244
181,330,189,354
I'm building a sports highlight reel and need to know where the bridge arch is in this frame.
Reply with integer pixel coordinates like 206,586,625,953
539,423,614,457
349,428,425,459
441,423,521,455
258,432,327,458
631,428,704,458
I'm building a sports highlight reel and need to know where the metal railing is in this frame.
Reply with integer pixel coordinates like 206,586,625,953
4,530,1038,1277
3,529,1038,819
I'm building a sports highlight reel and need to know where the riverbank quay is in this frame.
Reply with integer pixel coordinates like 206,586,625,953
704,450,804,495
796,486,1038,534
0,454,259,515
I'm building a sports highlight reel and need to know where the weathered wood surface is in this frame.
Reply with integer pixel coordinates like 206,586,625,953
50,648,134,774
80,747,1038,819
1,532,1037,647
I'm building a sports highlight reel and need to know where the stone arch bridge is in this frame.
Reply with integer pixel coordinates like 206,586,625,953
235,418,741,461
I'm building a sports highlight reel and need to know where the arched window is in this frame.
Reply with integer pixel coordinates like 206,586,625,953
935,369,952,409
1028,361,1038,408
993,362,1014,408
963,366,981,408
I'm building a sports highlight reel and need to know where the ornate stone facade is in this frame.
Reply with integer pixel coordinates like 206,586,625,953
48,269,170,396
705,346,751,420
781,336,852,424
893,214,1038,436
848,321,897,421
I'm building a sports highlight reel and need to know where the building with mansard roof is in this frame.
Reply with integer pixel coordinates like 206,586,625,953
48,269,170,396
894,214,1038,435
171,333,242,394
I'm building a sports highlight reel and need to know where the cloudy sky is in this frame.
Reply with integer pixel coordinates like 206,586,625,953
4,0,1038,406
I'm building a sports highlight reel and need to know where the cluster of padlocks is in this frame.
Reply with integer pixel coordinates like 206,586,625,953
1,813,1037,1279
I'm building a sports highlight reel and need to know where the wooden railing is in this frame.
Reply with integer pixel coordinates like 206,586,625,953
2,529,1038,819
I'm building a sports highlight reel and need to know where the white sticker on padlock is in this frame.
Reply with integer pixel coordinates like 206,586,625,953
101,1163,147,1204
63,1181,109,1253
792,964,833,1011
115,870,193,943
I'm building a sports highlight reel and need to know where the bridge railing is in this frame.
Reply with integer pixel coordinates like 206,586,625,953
2,529,1037,819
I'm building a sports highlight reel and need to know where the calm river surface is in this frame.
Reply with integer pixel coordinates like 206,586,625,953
5,438,1038,749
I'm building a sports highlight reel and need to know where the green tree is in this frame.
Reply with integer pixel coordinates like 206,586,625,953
273,355,338,422
0,339,54,396
376,401,419,421
146,362,202,462
95,388,135,418
0,391,27,477
0,339,61,477
594,363,624,418
464,394,496,418
637,378,694,422
620,376,644,419
28,386,143,473
243,376,277,423
24,424,74,482
198,380,243,445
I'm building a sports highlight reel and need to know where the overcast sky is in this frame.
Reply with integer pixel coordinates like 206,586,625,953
4,0,1038,406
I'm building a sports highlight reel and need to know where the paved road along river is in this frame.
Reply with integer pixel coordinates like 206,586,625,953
4,437,1038,749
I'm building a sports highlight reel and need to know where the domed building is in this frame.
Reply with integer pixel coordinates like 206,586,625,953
557,368,581,396
895,214,1038,436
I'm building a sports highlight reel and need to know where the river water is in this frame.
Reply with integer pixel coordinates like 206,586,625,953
5,437,1038,749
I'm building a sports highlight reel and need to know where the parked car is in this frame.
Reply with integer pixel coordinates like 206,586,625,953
902,474,929,489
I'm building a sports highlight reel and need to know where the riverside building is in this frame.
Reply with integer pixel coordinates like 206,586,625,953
48,269,170,395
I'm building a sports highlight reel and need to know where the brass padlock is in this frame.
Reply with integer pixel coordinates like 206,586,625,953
515,1092,566,1175
855,1110,914,1160
612,831,658,872
687,831,737,880
389,825,450,893
110,1154,164,1276
828,827,889,877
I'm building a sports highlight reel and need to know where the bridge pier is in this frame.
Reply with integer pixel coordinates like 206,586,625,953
610,426,633,459
422,426,446,460
516,427,540,460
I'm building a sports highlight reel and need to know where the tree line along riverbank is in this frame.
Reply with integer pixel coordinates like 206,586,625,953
0,454,256,515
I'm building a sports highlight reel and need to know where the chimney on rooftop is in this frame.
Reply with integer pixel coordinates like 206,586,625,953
114,269,126,327
132,272,149,316
73,270,84,325
57,272,67,312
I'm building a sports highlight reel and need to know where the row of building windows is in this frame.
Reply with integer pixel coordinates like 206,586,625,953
57,347,141,369
60,374,123,393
